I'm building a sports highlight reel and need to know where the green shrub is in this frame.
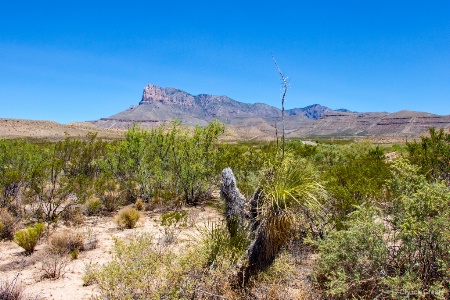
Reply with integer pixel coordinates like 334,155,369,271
384,159,450,298
116,207,140,229
406,127,450,184
14,223,45,254
313,159,450,299
82,262,99,286
313,206,387,299
70,249,79,260
318,143,391,229
160,210,188,244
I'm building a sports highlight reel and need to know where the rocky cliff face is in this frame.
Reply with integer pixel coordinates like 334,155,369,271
93,84,450,138
139,84,195,107
287,104,332,120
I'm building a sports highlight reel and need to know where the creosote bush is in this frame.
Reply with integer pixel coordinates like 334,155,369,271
82,262,99,286
160,210,188,244
313,159,450,299
116,207,140,229
13,223,45,255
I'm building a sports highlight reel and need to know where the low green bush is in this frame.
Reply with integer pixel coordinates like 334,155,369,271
14,223,45,255
92,234,188,299
313,159,450,299
313,206,387,299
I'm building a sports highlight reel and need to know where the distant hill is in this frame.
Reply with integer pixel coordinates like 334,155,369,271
92,84,450,139
0,119,124,141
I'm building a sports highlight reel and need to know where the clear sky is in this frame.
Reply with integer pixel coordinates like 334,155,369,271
1,1,449,123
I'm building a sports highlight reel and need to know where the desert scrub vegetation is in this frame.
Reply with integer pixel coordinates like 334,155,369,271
0,275,34,300
48,230,84,255
1,125,449,298
100,120,224,205
0,209,16,240
90,231,302,300
313,158,450,299
406,127,450,184
40,254,69,280
116,207,141,229
13,223,45,254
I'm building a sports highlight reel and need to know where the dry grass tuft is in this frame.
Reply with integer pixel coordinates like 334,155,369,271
116,207,141,229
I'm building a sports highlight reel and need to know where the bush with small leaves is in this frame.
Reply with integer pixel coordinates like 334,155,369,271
159,210,188,244
200,221,249,267
82,262,99,286
13,223,45,255
116,207,140,229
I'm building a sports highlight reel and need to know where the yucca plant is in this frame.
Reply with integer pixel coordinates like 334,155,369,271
241,154,328,284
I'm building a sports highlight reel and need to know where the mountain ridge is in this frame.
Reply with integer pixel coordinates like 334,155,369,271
92,84,450,139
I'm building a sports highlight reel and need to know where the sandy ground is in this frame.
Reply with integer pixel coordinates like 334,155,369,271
0,206,222,300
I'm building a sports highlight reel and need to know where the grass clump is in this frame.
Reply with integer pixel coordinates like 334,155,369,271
13,223,45,255
116,207,140,229
85,197,101,216
0,276,26,300
0,209,16,240
134,198,144,211
49,230,84,255
200,221,249,267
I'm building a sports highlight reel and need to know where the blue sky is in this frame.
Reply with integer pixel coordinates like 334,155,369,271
1,1,449,123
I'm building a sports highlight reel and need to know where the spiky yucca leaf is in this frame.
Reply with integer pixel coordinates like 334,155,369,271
242,154,328,284
259,155,327,214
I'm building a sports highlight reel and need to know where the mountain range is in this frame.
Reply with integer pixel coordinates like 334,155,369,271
92,84,450,139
